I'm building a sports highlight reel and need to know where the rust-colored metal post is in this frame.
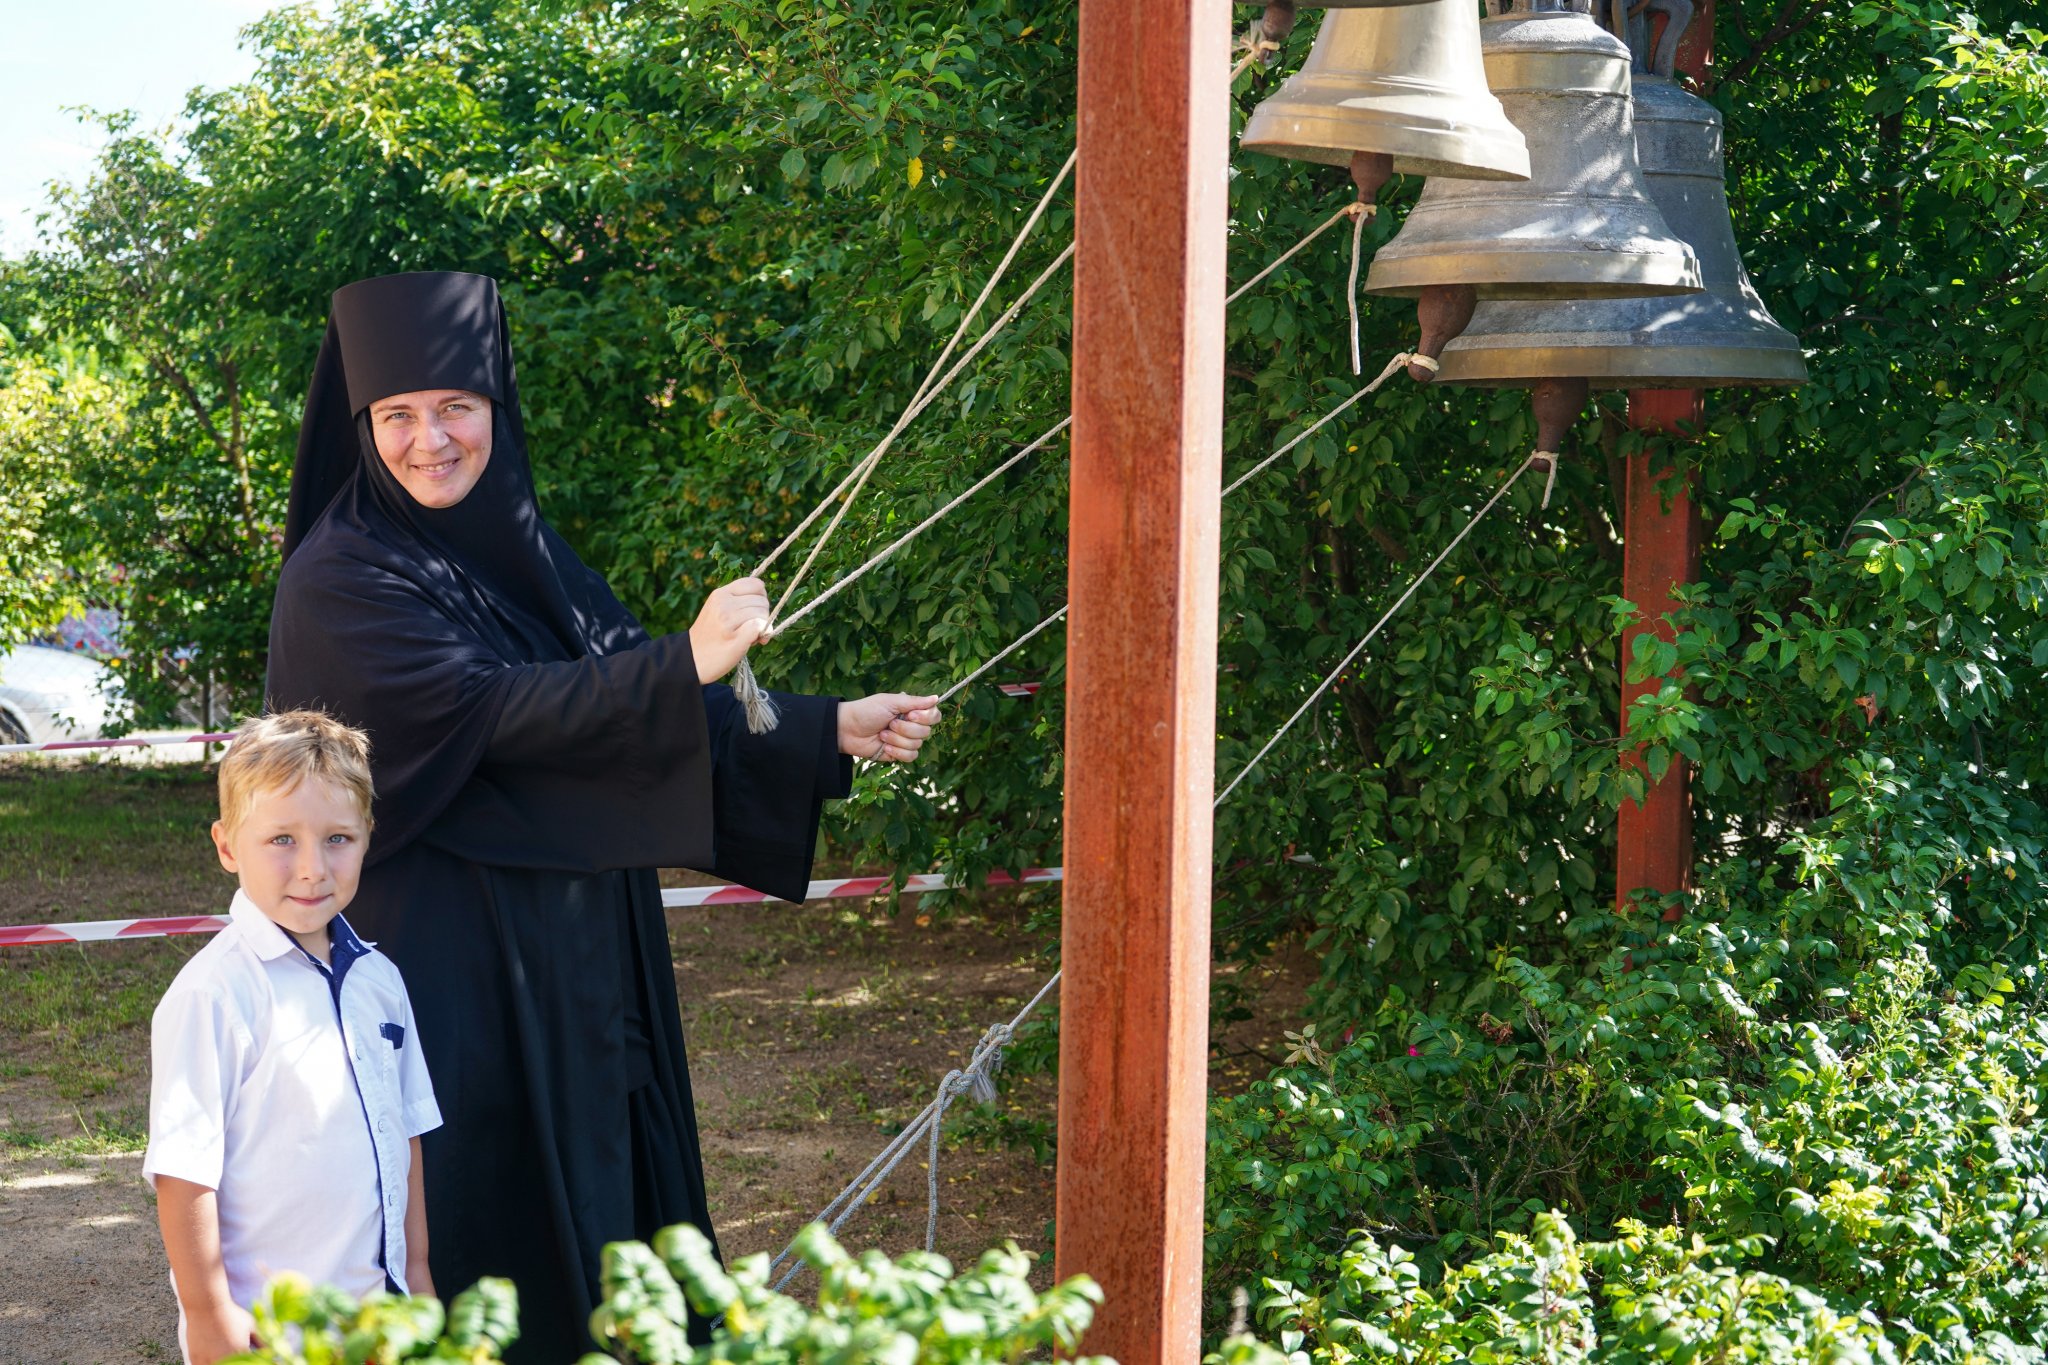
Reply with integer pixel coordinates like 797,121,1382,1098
1617,390,1702,913
1056,0,1229,1358
1618,0,1713,915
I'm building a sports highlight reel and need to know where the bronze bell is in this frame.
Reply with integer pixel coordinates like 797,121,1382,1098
1363,0,1702,300
1249,0,1446,37
1243,0,1471,85
1434,73,1807,387
1240,0,1531,183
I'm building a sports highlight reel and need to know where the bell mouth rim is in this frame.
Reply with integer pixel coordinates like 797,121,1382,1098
1242,138,1532,182
1241,109,1532,183
1434,344,1809,389
1363,253,1704,300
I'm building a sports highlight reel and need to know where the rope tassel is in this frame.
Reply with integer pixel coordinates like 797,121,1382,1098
731,655,781,735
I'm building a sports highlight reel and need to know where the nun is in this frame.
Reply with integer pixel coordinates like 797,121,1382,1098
266,271,941,1360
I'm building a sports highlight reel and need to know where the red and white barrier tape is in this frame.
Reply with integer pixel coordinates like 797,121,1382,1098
0,867,1064,948
0,732,236,756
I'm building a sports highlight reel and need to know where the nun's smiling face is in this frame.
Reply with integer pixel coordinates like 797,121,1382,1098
369,389,494,508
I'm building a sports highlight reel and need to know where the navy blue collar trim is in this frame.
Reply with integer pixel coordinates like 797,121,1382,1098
295,913,371,998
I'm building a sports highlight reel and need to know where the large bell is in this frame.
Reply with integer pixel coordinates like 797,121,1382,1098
1364,0,1701,300
1241,0,1531,181
1434,74,1807,387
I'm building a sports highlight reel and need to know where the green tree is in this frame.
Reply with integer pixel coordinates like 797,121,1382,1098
0,344,121,648
5,0,739,717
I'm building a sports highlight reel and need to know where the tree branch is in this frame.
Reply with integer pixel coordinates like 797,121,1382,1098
1837,465,1926,550
1713,0,1828,92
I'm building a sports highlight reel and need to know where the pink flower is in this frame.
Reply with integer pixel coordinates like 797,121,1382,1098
1407,1046,1420,1057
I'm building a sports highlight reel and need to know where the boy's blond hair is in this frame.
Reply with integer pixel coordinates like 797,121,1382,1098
217,710,376,834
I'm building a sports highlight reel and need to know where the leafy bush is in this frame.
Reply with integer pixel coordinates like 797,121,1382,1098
1656,968,2048,1359
227,1225,1107,1365
1204,915,2048,1360
584,1222,1108,1365
225,1273,520,1364
1205,1213,1896,1364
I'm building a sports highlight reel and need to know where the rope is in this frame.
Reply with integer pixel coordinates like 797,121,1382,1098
731,242,1076,731
773,420,1074,636
730,153,1079,732
753,152,1077,584
927,348,1418,711
1346,203,1374,376
1213,452,1551,807
742,207,1456,1272
751,203,1392,722
1229,34,1281,83
753,22,1295,615
768,970,1063,1290
766,241,1079,628
1225,203,1359,307
1223,351,1413,498
937,606,1070,706
764,413,1549,1288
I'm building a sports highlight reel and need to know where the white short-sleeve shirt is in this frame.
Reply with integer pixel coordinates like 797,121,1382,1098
144,890,442,1310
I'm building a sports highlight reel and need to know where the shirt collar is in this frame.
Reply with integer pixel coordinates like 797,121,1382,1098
229,889,301,961
227,891,373,964
329,912,371,962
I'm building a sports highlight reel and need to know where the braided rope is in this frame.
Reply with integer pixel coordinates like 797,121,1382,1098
1214,452,1552,807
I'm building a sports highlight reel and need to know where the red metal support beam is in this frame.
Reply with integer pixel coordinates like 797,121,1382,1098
1056,0,1229,1358
1617,391,1702,913
1617,0,1714,916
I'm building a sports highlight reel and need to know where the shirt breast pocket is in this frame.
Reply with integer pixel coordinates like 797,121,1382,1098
356,1020,406,1103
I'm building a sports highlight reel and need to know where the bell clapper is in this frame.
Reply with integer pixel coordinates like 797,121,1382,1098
1529,375,1589,508
1339,153,1394,377
1409,283,1477,383
1258,1,1297,53
1348,150,1395,208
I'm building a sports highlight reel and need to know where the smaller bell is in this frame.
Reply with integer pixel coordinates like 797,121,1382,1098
1364,0,1701,300
1244,0,1462,79
1434,75,1807,387
1241,0,1531,181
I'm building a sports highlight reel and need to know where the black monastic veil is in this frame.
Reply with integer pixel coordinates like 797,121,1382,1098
267,272,850,1360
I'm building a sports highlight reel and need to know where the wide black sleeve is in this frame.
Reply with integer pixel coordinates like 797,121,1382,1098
697,684,855,900
417,632,719,876
437,639,852,901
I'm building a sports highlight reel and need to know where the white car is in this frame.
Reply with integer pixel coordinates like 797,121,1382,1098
0,644,124,745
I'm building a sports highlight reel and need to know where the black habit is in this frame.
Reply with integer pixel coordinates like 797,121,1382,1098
265,272,850,1361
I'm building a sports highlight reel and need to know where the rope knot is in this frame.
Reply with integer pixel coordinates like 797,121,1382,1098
962,1023,1013,1105
732,656,782,735
1533,451,1562,509
1343,200,1374,222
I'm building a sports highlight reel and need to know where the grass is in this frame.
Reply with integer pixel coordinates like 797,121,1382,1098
0,762,222,1109
0,1113,150,1158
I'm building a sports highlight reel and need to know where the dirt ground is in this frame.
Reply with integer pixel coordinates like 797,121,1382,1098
0,762,1307,1365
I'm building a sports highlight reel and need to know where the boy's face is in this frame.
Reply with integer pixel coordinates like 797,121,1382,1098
212,775,369,950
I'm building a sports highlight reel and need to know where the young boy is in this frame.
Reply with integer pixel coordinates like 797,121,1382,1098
144,711,440,1365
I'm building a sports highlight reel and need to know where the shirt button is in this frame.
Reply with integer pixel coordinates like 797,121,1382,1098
378,1118,390,1134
